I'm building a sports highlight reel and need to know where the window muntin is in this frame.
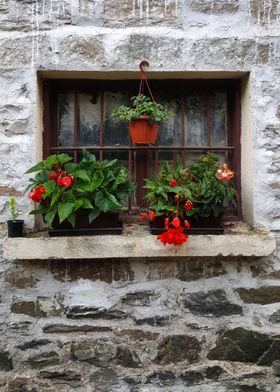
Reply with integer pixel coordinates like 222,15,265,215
43,79,241,215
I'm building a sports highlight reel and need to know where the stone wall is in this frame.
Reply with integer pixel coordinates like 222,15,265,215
0,0,280,391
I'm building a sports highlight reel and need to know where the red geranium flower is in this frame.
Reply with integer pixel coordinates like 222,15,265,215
164,217,169,227
149,211,155,221
157,226,188,246
169,179,177,187
184,220,190,228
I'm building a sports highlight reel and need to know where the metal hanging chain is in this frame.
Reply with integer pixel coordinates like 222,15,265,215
138,60,156,103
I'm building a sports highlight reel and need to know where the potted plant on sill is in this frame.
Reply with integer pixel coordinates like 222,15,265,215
7,197,24,237
26,151,134,236
112,94,173,145
141,154,236,246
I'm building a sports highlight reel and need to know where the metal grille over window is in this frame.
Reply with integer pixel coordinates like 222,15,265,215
43,78,241,214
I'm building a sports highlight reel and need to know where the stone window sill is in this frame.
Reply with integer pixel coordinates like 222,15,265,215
2,223,276,260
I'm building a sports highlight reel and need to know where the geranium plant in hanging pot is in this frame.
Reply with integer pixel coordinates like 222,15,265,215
112,60,173,144
26,151,134,236
141,154,236,246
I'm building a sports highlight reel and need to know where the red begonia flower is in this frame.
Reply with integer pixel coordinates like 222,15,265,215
28,186,46,203
172,217,181,228
157,226,188,246
140,212,147,221
184,200,193,211
49,172,57,181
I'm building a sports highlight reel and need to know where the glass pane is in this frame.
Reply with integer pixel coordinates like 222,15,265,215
156,93,181,146
57,93,74,147
211,92,227,146
104,91,129,146
78,93,100,146
185,94,207,147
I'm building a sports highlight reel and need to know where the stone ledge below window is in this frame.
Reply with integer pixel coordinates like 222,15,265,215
2,224,276,260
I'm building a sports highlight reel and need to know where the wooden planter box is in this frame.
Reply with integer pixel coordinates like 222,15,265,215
48,211,123,236
149,216,224,235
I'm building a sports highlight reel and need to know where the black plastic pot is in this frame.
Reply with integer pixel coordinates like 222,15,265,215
7,220,24,237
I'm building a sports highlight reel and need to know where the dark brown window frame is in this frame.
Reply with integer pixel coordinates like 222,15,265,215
42,78,241,217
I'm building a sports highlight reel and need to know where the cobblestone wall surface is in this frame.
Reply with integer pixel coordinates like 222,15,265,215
0,0,280,390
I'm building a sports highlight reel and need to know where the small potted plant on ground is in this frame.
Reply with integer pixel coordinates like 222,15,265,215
26,151,134,236
7,197,24,237
141,154,236,246
112,94,173,145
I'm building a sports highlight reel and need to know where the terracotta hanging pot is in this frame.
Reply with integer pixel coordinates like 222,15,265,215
129,116,159,144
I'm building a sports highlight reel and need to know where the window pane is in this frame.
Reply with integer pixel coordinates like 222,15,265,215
156,93,181,146
211,92,227,146
104,91,129,146
57,93,74,147
185,94,207,147
78,93,100,146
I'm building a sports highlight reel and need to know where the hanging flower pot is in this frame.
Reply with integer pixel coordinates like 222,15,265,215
112,60,173,145
129,116,159,145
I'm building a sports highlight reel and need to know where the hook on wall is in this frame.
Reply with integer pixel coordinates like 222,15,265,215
139,59,150,80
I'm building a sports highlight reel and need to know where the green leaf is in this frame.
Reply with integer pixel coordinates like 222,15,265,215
44,208,57,228
64,162,77,173
25,161,45,174
73,170,91,182
91,171,104,191
58,202,75,223
34,170,49,183
29,209,43,215
80,197,93,209
88,207,101,223
95,191,121,212
57,153,73,165
67,213,76,228
50,188,60,207
73,183,92,193
43,155,60,170
43,180,57,197
74,199,84,211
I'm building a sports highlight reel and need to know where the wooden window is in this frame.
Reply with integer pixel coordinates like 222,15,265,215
43,79,241,216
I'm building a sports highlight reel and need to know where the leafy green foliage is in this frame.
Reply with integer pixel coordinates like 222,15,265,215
26,151,134,228
112,94,173,123
144,154,236,220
